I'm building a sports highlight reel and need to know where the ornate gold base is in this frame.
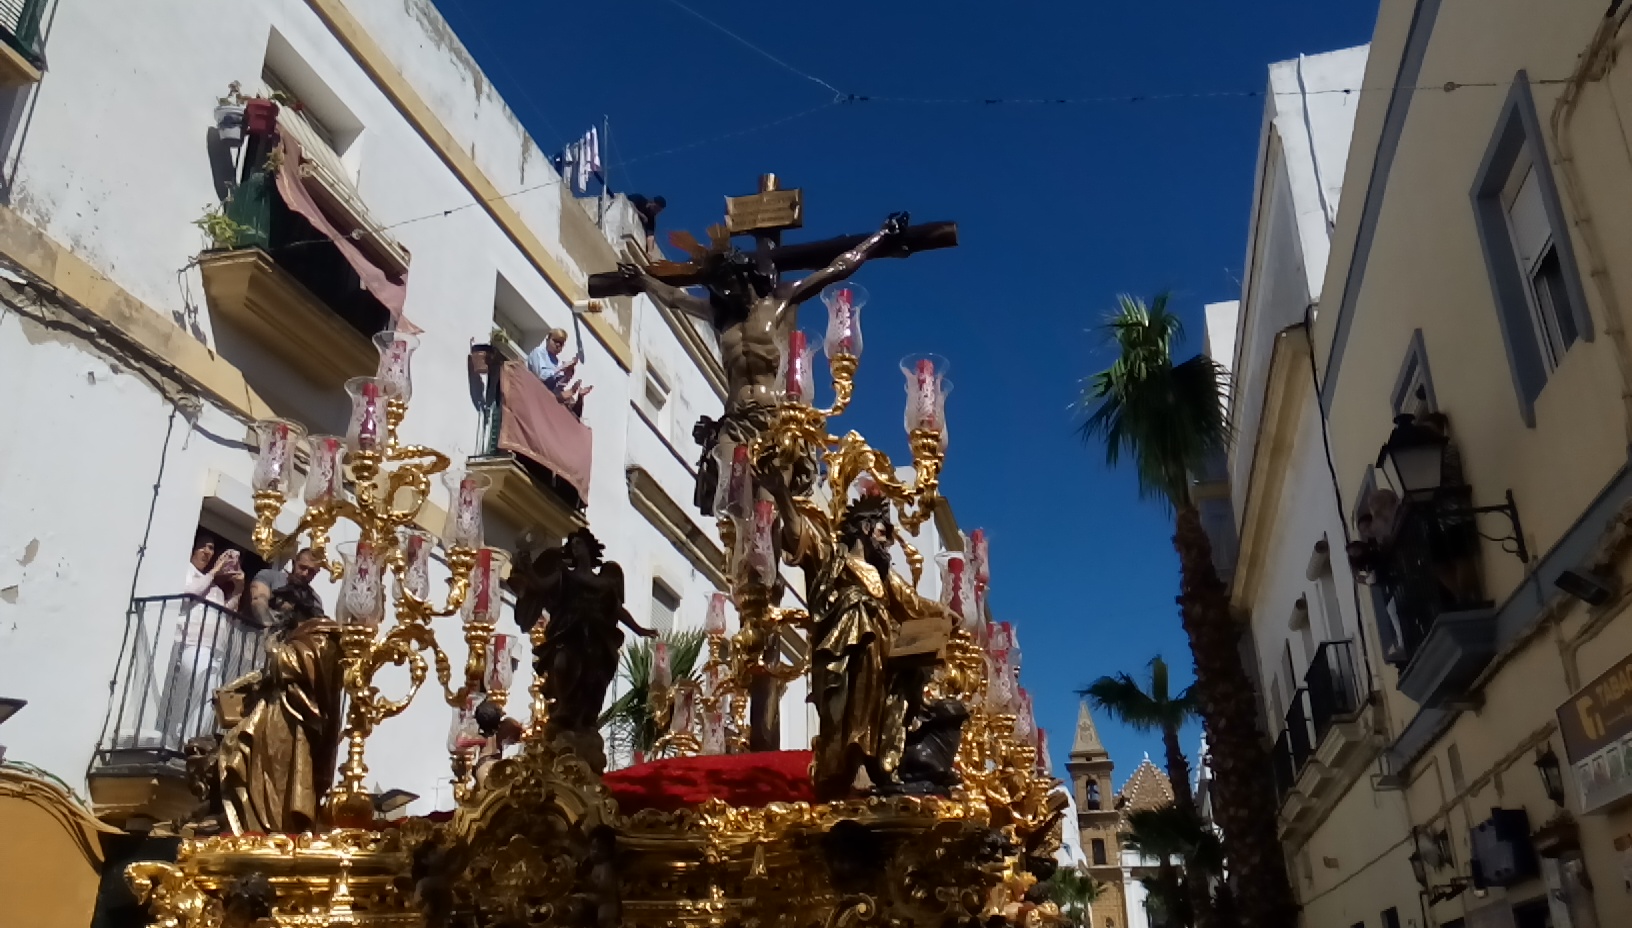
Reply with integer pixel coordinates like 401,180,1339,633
130,737,1060,928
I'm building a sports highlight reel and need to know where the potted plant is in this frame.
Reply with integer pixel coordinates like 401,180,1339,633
194,203,255,251
489,326,525,362
214,82,246,144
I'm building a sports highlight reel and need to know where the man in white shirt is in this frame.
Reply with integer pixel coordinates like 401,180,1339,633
526,328,593,414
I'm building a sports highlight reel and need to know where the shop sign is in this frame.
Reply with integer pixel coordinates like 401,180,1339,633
1557,652,1632,813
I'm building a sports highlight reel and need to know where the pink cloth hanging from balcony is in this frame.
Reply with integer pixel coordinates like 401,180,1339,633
274,134,417,333
498,361,593,500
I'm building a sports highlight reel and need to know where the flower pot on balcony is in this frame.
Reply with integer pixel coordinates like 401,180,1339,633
213,103,246,144
244,98,280,137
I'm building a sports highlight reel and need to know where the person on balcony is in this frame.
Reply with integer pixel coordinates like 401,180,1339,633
161,533,246,746
249,548,324,637
527,327,593,415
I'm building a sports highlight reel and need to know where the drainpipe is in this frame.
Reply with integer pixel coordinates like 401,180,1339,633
1548,2,1632,447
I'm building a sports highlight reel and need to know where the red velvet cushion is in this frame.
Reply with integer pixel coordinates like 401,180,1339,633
602,750,816,813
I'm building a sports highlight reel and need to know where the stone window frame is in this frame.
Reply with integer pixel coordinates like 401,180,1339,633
1468,70,1594,426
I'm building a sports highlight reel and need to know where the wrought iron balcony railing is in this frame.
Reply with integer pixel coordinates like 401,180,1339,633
94,595,269,771
1284,688,1316,774
1370,484,1491,665
0,0,47,66
1270,727,1296,805
1305,638,1363,744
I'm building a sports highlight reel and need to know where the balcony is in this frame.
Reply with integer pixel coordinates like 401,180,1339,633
469,358,590,544
1312,639,1364,750
201,128,404,390
1275,640,1374,836
89,595,269,825
0,0,46,85
1372,487,1498,708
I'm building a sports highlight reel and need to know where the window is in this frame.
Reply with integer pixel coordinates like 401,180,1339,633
262,30,364,173
1471,71,1592,424
639,364,671,427
1086,780,1101,810
493,274,548,360
1504,157,1578,369
1380,908,1401,928
1390,330,1437,419
1091,839,1107,866
650,579,680,633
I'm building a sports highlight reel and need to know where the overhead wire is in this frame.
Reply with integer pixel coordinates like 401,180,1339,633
237,74,1563,258
653,0,848,100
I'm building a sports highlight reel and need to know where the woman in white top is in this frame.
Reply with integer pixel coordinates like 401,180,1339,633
161,533,246,746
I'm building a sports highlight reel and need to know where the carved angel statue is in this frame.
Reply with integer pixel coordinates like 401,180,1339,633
510,530,656,761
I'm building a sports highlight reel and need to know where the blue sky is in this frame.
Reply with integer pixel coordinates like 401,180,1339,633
435,0,1380,788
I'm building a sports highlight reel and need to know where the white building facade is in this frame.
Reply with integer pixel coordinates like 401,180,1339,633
1203,44,1426,923
0,0,822,830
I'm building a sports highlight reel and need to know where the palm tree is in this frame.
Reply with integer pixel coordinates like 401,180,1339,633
1079,294,1295,928
1123,804,1227,928
1041,865,1103,927
1082,656,1212,927
1082,657,1199,812
599,630,706,762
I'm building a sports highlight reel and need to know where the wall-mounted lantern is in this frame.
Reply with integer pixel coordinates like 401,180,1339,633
1375,414,1529,564
1534,746,1566,807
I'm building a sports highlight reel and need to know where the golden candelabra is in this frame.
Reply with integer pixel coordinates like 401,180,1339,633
248,335,511,827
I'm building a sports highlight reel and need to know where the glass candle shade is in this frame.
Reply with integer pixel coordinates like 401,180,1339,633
969,529,991,588
397,527,435,600
987,621,1013,655
441,470,490,551
748,499,778,586
705,661,729,699
702,707,727,755
1014,689,1037,746
821,283,866,359
653,642,672,691
987,648,1017,712
485,634,518,694
937,551,978,632
671,683,698,736
713,443,754,520
900,354,952,440
705,592,729,636
778,330,817,405
303,434,345,504
373,331,419,402
463,546,509,626
447,693,485,754
252,418,306,495
344,377,387,454
337,540,386,627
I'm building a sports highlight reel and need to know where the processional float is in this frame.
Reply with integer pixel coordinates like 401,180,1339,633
128,176,1066,928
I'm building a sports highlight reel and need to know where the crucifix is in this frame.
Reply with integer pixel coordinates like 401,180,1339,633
591,176,956,754
589,174,959,516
